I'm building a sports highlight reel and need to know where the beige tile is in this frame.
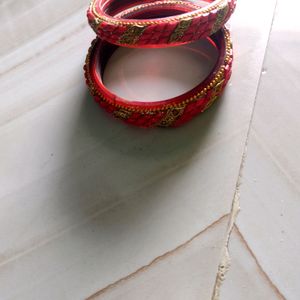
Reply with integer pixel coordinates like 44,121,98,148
0,0,278,299
0,0,88,56
87,217,228,300
222,228,285,300
236,135,299,299
235,0,300,298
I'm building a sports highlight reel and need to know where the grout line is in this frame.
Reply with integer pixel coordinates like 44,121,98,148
211,168,241,300
86,214,229,300
211,0,279,299
234,225,287,300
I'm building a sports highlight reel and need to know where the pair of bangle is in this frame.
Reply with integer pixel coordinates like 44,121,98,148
84,0,235,127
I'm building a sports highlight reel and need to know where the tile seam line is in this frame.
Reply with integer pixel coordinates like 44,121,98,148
234,225,287,300
211,0,279,298
0,10,88,77
86,214,229,300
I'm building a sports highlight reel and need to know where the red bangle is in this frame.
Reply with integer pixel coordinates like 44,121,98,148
114,1,200,19
87,0,236,48
84,27,233,128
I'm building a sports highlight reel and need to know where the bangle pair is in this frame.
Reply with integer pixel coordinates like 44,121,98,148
85,0,235,127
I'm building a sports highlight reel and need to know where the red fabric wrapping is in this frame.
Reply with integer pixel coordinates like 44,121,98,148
84,27,233,128
87,0,236,48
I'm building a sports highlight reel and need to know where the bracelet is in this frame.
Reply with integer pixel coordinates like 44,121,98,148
84,27,233,128
114,1,200,19
87,0,236,48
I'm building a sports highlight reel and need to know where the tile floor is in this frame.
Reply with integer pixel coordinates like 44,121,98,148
0,0,298,299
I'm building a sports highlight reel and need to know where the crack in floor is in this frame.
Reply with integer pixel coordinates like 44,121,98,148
210,0,278,298
234,225,287,300
211,181,240,300
86,214,229,300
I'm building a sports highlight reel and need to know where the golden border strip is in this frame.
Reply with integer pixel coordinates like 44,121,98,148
90,0,228,26
116,1,200,19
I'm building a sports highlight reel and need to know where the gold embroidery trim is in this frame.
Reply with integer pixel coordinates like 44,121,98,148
159,106,186,127
204,79,225,110
114,109,132,119
169,19,193,43
90,0,229,26
211,3,229,34
119,25,147,45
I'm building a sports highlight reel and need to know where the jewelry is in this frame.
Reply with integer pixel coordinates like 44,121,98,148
84,27,233,127
87,0,236,48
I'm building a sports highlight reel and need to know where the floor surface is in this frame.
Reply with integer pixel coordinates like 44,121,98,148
0,0,299,299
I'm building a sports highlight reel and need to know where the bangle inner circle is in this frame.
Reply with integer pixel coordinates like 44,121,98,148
103,37,218,102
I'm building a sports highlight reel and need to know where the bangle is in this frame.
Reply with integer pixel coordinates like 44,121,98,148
114,1,200,19
87,0,236,48
84,27,233,128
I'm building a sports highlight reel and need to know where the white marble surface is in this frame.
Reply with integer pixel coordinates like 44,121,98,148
0,0,298,299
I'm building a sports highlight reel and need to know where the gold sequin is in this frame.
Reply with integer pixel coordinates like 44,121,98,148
113,109,132,119
119,25,146,45
159,106,186,127
169,19,193,43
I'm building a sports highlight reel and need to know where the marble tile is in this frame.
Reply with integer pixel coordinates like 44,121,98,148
86,217,228,300
221,228,284,300
236,134,300,299
0,0,278,299
0,0,88,56
235,0,300,299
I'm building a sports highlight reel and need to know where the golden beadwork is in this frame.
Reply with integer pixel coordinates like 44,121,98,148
158,106,186,127
116,0,200,19
90,0,227,26
113,109,133,119
204,78,225,110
